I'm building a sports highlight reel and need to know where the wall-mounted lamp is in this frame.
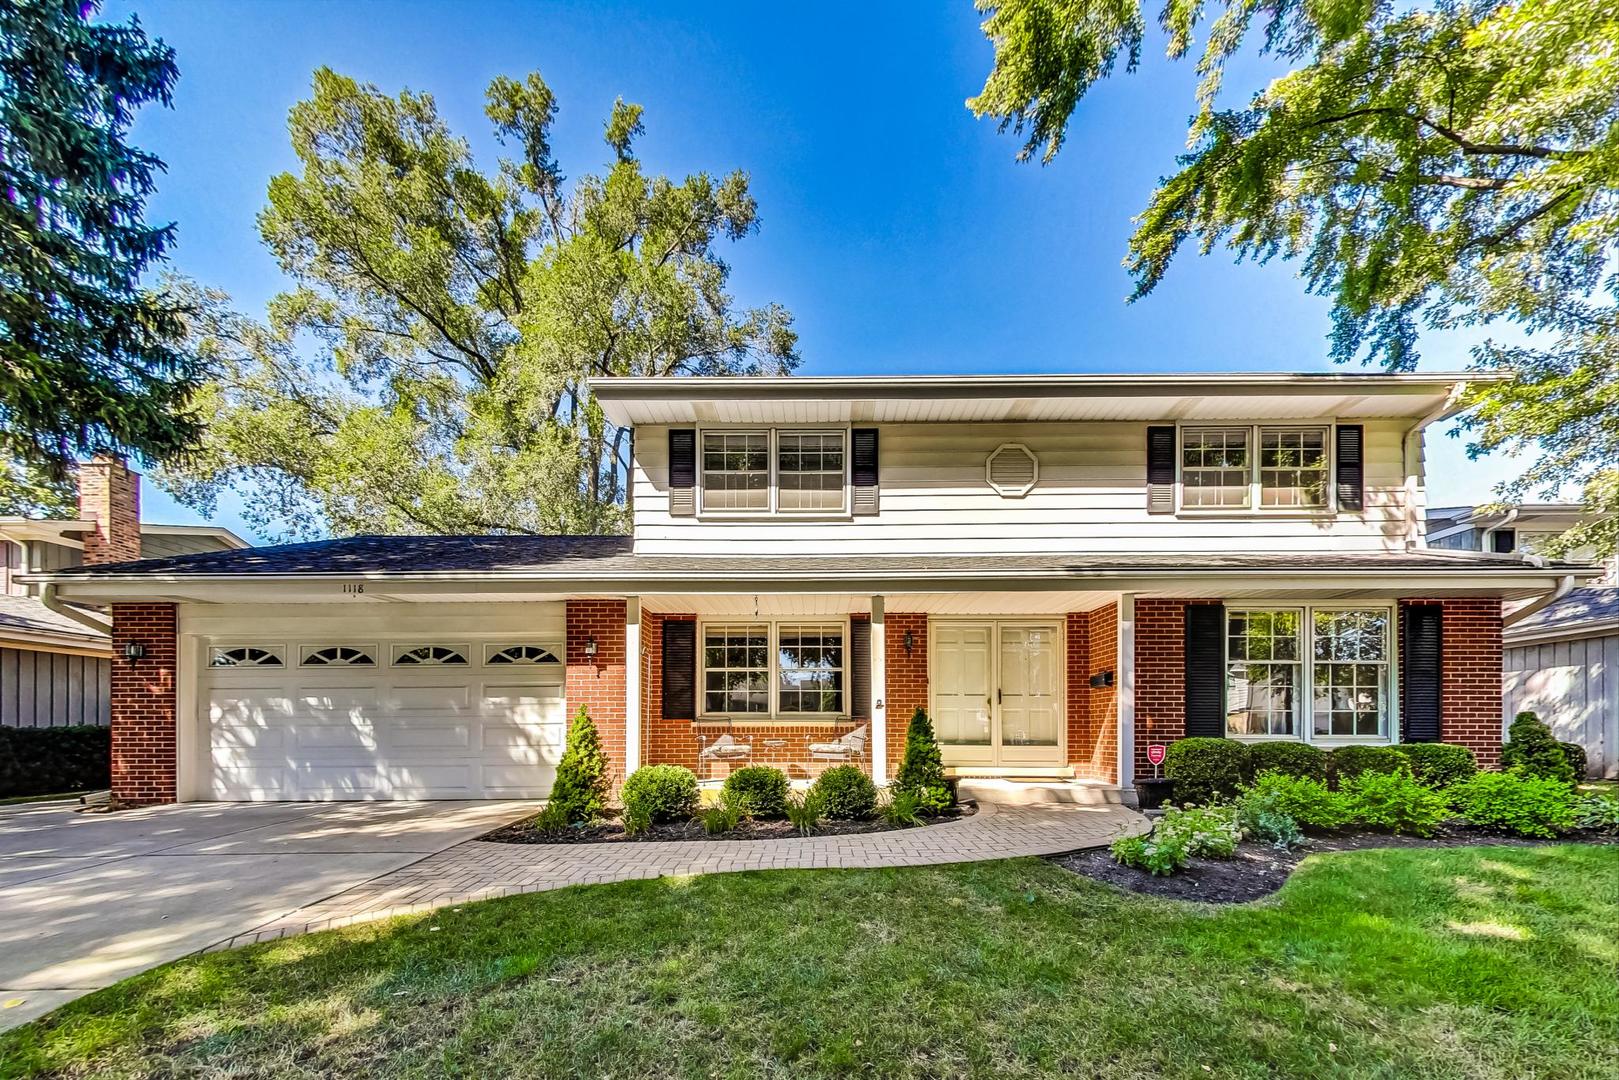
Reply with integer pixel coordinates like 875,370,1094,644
584,635,598,658
1089,670,1114,689
902,629,915,656
123,640,146,665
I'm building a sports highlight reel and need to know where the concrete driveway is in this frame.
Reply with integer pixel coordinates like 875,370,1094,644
0,799,536,1031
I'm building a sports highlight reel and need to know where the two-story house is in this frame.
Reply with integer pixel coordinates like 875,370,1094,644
29,373,1600,806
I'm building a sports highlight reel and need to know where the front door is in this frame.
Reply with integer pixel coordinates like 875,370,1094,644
931,621,1064,769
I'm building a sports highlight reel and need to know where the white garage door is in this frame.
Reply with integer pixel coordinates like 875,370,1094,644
202,636,566,800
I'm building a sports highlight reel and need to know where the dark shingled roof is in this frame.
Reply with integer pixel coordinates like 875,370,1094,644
39,534,1590,580
1508,586,1619,638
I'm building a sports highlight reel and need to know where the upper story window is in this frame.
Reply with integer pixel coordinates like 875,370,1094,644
699,429,849,516
1181,425,1332,511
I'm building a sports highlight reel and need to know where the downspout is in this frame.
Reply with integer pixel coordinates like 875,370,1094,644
38,581,113,636
1402,380,1469,551
1502,572,1576,629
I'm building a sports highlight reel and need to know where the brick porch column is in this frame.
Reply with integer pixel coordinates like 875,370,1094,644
110,603,178,805
567,599,629,785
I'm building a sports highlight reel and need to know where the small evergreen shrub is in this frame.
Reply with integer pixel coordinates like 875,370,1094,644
1340,769,1448,836
1109,831,1190,876
721,765,790,819
1326,745,1406,788
547,706,610,823
620,764,699,830
880,787,925,827
1449,771,1578,838
1162,738,1251,805
785,790,826,836
1156,804,1240,858
1501,712,1576,786
1559,742,1588,784
811,765,877,819
699,796,743,836
1246,741,1327,781
1574,794,1619,834
894,708,953,813
1391,743,1478,789
0,725,110,798
1241,771,1348,831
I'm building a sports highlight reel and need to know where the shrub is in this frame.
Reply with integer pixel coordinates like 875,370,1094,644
1449,771,1578,838
721,765,790,819
1574,794,1619,834
1326,745,1407,788
894,708,953,813
698,797,743,836
1246,742,1327,782
620,765,699,831
547,706,610,823
1162,738,1251,805
0,725,110,798
1241,771,1348,831
1500,712,1575,786
785,791,825,836
1391,743,1478,789
1156,804,1240,858
1560,742,1588,784
1340,769,1448,836
1234,788,1304,849
527,799,574,837
811,765,877,819
1109,831,1190,876
880,787,925,828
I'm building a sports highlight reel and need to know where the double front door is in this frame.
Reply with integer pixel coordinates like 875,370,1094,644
931,621,1063,767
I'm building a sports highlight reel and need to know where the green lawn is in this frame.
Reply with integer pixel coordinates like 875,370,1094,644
3,846,1617,1079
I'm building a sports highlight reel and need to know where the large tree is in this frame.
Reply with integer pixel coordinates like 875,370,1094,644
0,0,203,484
165,69,797,538
971,0,1619,554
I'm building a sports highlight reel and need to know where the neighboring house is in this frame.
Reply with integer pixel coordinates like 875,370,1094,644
26,374,1601,807
0,456,245,728
1427,502,1612,579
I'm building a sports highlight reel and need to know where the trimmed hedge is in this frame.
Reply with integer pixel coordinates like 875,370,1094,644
1164,738,1251,805
1391,743,1478,789
1247,742,1327,782
811,765,877,819
0,726,109,798
1326,745,1406,788
722,765,790,819
619,765,698,829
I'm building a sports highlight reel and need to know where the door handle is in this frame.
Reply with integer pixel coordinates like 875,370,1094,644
996,688,1002,705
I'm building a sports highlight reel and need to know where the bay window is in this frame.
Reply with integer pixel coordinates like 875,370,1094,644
701,621,847,717
1225,606,1392,741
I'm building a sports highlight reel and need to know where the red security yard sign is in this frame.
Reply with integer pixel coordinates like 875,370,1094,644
1147,744,1166,767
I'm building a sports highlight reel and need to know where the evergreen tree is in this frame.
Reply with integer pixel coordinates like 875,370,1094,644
894,707,953,814
548,705,610,823
1501,711,1576,787
0,1,203,476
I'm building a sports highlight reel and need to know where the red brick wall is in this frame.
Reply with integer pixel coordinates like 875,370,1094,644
1132,599,1225,778
884,612,929,777
110,603,177,805
1066,608,1119,782
566,600,627,786
1400,598,1505,768
78,454,141,565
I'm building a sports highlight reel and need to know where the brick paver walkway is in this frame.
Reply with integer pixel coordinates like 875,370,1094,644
209,797,1146,951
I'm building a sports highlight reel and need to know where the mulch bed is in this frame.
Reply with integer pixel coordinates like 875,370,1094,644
484,802,976,845
1055,824,1616,904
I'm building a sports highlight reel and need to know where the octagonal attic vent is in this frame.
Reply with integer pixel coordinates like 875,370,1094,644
986,443,1039,498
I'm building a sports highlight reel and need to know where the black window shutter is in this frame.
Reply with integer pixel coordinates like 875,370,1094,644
1492,528,1517,554
661,620,696,720
1402,605,1442,742
1335,425,1364,511
669,429,696,517
1147,426,1176,513
852,428,879,515
849,619,871,719
1184,603,1226,737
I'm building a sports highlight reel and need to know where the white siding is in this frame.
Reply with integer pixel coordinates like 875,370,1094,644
1505,636,1619,780
632,420,1417,556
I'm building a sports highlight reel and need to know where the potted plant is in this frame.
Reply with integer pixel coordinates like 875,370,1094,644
1135,776,1174,810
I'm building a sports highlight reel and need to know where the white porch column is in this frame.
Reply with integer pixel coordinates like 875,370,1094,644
870,595,888,786
1117,593,1136,792
624,596,642,775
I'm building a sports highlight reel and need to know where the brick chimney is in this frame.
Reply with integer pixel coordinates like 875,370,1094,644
78,454,141,565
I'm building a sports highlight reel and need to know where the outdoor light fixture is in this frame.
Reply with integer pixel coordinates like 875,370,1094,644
1089,670,1114,689
584,635,597,658
903,629,915,656
123,641,146,664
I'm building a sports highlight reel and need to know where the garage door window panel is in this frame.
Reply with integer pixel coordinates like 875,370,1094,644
209,646,285,668
485,644,562,666
299,645,377,667
393,644,470,666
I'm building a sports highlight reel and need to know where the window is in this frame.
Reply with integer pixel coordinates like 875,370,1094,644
1182,428,1251,508
485,644,561,665
299,645,375,667
1312,610,1388,737
701,431,769,512
986,443,1039,497
392,645,468,666
1225,610,1301,736
209,646,283,668
776,624,845,714
1181,424,1336,511
703,624,770,714
1260,428,1328,508
777,432,846,512
1224,606,1392,741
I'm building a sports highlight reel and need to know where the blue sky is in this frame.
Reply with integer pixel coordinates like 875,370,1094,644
104,0,1513,541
